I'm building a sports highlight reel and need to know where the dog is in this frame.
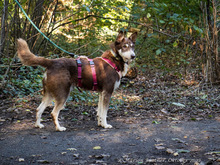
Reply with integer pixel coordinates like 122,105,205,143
17,31,137,131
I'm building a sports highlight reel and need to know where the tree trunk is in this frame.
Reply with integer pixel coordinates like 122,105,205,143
212,0,219,81
26,0,44,51
201,0,219,83
0,0,9,62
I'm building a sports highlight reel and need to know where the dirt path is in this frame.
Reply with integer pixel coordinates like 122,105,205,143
0,75,219,164
0,116,219,165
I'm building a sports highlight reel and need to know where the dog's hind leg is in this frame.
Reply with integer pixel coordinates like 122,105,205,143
99,91,112,129
35,94,52,128
51,96,69,131
97,92,103,126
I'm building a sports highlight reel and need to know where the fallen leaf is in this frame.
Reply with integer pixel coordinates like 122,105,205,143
41,136,47,139
172,102,185,107
19,158,25,162
154,138,163,142
0,118,6,122
73,154,79,158
177,149,190,153
67,148,77,151
205,151,220,155
155,143,165,150
93,146,101,150
173,152,179,156
166,148,174,154
155,143,164,146
95,160,105,164
161,109,168,114
155,146,165,150
172,138,185,143
194,161,200,165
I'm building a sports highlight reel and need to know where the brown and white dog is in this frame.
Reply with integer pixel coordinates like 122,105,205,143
17,31,137,131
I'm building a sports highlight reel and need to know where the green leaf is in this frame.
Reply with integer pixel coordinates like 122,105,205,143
152,120,160,124
86,7,90,12
82,112,88,115
193,25,203,33
124,6,130,11
173,41,178,48
159,20,165,24
165,39,170,43
156,49,162,55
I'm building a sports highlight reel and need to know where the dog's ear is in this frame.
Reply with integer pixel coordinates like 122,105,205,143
129,32,138,43
116,31,126,43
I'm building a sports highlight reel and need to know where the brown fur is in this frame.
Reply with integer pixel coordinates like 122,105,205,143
17,39,120,93
17,31,137,131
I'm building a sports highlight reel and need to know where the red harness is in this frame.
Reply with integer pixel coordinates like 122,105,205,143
76,57,121,91
76,57,97,91
101,58,120,72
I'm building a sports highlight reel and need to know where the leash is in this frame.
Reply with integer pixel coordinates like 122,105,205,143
14,0,75,57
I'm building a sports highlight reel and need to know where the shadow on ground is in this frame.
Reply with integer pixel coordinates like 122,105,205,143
0,116,219,165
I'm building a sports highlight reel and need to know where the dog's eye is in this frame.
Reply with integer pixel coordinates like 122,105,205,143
123,45,128,48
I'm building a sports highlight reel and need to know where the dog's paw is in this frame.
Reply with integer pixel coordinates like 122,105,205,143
102,124,113,129
35,123,45,129
56,126,66,132
97,120,101,126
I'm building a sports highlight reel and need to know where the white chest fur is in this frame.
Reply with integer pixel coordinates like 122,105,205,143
121,63,129,77
114,80,121,91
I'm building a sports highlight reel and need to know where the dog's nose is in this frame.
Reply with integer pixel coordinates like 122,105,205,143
131,54,136,59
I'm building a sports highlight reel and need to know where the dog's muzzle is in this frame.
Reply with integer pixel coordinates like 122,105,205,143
131,54,136,59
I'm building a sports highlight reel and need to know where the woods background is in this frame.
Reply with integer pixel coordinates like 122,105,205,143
0,0,219,98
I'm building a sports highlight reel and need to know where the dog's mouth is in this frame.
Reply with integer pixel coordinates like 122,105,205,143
122,57,134,65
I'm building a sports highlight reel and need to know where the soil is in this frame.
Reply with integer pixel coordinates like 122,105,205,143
0,73,219,165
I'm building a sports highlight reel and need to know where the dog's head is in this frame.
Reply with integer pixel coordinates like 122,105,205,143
113,31,138,64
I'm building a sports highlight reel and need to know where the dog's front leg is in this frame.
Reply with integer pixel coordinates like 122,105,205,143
99,91,112,129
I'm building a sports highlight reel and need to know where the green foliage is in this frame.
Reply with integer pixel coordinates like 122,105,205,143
1,65,44,97
70,88,99,106
69,87,125,109
1,0,216,97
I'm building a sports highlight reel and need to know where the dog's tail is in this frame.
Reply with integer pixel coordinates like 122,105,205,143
17,38,52,67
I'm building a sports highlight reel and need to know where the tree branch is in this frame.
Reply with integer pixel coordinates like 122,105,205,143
51,14,176,37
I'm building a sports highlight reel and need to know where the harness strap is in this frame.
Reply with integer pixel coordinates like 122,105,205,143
76,57,97,91
76,59,82,88
101,57,122,78
88,59,98,91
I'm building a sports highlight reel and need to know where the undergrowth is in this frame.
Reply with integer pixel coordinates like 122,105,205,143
0,66,44,98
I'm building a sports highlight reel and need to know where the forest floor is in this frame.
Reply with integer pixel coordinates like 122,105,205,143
0,72,219,165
